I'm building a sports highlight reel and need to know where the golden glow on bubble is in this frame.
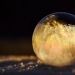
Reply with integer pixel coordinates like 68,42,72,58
32,13,75,67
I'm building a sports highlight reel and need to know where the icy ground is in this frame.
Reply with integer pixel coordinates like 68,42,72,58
0,56,75,75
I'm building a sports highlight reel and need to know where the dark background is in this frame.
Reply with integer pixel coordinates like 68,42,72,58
2,0,75,55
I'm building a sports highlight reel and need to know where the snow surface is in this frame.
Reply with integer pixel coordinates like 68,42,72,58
0,56,75,75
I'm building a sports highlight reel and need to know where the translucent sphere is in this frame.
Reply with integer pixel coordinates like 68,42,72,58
32,12,75,67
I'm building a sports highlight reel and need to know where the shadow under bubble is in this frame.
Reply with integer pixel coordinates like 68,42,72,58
31,63,75,75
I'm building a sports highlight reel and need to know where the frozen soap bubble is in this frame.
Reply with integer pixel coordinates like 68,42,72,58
32,12,75,67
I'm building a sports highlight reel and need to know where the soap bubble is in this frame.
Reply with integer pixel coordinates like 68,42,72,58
32,12,75,67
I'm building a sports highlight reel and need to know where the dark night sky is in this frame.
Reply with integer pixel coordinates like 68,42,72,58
1,0,75,55
2,0,75,38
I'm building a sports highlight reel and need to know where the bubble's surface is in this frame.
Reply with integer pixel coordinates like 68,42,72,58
32,12,75,67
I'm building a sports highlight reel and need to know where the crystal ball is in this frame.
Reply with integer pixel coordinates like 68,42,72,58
32,12,75,67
